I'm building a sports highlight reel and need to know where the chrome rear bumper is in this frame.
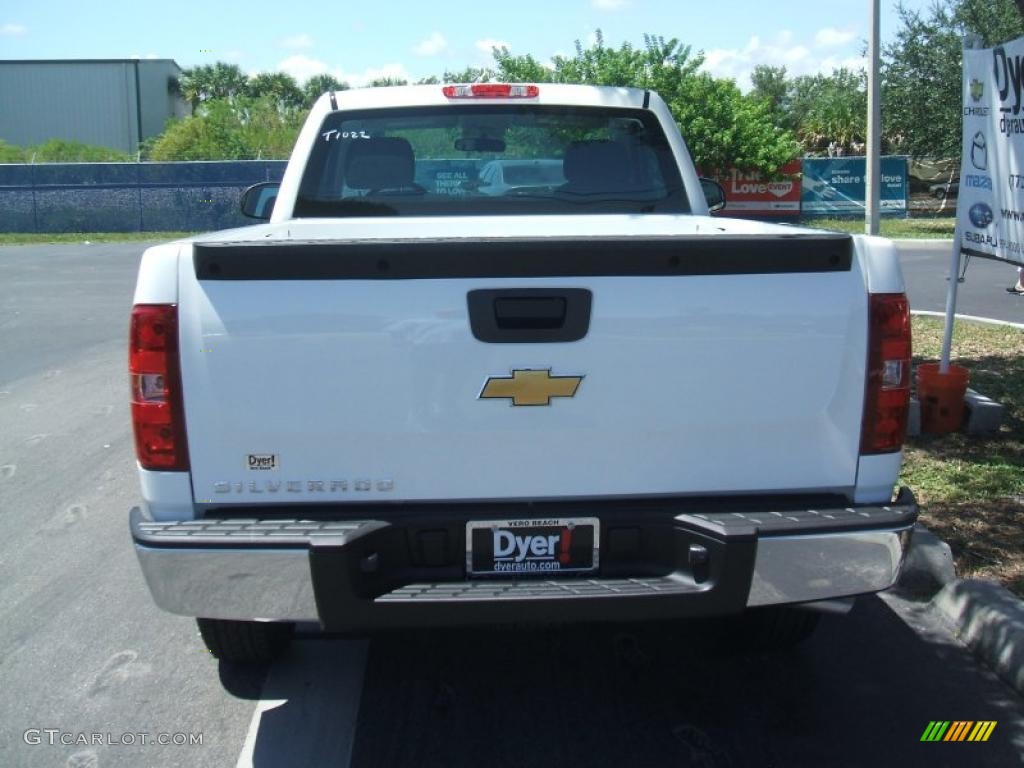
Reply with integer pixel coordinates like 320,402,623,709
130,489,917,628
747,529,911,606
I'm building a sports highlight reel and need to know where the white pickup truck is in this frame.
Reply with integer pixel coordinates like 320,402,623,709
129,83,917,663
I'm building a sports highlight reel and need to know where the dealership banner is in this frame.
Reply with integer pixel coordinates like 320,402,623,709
702,160,801,216
801,157,908,215
956,37,1024,266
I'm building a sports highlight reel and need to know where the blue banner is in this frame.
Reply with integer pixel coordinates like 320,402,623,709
801,156,908,216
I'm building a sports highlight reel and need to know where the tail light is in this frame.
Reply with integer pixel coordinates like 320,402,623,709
130,304,189,471
861,293,911,454
442,84,539,99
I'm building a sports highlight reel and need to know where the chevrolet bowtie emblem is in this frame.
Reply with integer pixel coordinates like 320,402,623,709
479,369,583,406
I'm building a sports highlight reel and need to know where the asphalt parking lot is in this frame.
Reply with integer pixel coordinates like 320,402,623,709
0,240,1022,767
896,240,1024,323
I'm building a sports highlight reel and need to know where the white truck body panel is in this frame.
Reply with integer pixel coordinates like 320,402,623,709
132,242,181,304
176,213,872,504
130,84,917,637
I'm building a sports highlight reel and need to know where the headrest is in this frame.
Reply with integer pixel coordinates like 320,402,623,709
344,137,415,190
562,140,631,190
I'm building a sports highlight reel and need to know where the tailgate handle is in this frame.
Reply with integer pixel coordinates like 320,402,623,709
467,288,592,343
494,297,566,329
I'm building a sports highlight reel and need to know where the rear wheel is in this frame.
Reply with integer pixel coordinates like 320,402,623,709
732,606,821,650
197,618,294,663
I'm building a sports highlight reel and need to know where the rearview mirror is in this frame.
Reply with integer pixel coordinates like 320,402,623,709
699,178,726,213
240,182,279,219
455,137,506,153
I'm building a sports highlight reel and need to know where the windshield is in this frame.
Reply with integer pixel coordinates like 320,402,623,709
295,105,688,217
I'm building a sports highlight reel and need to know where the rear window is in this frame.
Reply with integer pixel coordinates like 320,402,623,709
295,105,688,217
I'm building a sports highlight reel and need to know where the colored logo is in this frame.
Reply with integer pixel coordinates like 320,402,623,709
970,79,984,102
921,721,996,742
479,369,583,406
969,202,994,228
971,132,988,171
494,528,572,564
767,180,794,198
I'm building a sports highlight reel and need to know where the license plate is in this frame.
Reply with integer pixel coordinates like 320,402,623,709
466,517,600,576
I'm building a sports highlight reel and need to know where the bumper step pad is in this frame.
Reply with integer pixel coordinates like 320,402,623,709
132,515,387,547
378,576,696,603
678,488,917,538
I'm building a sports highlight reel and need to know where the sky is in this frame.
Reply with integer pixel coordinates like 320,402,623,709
0,0,936,90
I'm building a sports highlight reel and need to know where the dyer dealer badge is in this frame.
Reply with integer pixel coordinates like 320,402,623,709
466,518,600,576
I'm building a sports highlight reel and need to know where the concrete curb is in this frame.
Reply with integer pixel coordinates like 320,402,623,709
897,524,955,596
933,580,1024,695
911,309,1024,331
898,525,1024,695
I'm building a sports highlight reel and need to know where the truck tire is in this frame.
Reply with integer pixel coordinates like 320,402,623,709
734,606,821,650
196,618,294,663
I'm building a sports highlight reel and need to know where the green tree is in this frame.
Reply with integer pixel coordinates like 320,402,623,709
30,139,132,162
788,69,867,153
882,0,1024,157
147,97,306,161
442,66,495,83
302,73,350,108
493,48,552,84
673,73,798,173
369,77,408,87
246,72,303,111
750,65,790,127
147,100,249,160
177,62,250,111
493,31,797,173
0,139,26,163
237,97,307,157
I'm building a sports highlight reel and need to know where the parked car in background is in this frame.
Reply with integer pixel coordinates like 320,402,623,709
929,180,959,199
477,158,566,196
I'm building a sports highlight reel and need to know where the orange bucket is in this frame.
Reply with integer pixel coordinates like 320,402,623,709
916,363,969,435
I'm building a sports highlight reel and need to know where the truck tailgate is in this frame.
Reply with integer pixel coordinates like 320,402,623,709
177,226,867,504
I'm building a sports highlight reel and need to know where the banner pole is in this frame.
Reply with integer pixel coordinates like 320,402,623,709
941,33,982,375
939,236,961,374
865,0,881,235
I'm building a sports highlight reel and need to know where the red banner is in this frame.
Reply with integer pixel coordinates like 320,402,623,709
703,160,802,217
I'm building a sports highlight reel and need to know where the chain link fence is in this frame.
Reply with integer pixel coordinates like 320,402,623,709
0,161,286,233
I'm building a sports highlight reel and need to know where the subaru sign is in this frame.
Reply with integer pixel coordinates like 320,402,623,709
955,38,1024,266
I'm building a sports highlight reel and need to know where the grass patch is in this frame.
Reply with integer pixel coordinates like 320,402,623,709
918,500,1024,596
801,217,955,239
0,231,197,245
901,316,1024,595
